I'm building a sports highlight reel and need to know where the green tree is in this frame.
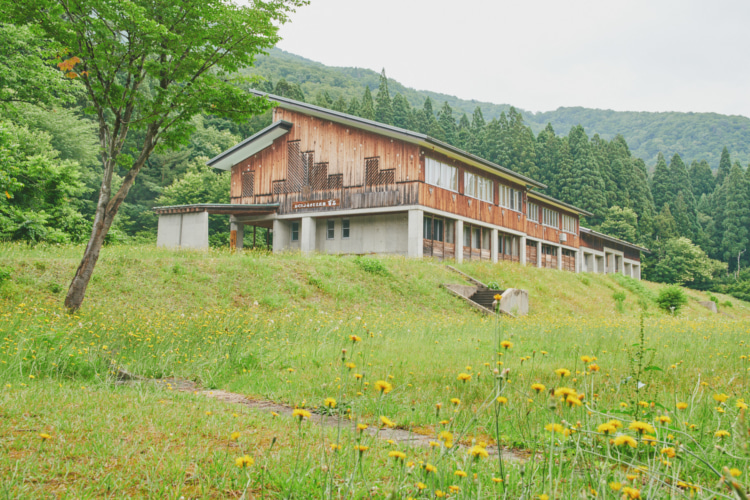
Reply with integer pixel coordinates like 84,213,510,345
456,113,471,151
331,94,347,113
650,152,672,212
720,162,750,268
416,97,437,135
599,206,637,243
654,203,678,241
437,101,456,145
347,96,360,117
314,90,333,109
6,0,305,310
360,87,375,120
688,159,715,199
374,69,393,125
535,123,559,193
670,191,693,240
467,106,486,157
715,146,732,187
561,125,606,223
628,158,656,244
273,79,305,101
649,237,725,287
391,93,413,130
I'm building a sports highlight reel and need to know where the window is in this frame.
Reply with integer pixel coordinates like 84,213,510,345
291,222,300,242
499,185,522,212
527,201,539,222
562,214,576,234
464,172,493,203
326,220,335,240
425,158,458,192
424,216,454,243
342,219,350,239
542,207,559,228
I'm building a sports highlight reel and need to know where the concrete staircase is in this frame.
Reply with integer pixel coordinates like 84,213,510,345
442,265,528,317
469,287,504,311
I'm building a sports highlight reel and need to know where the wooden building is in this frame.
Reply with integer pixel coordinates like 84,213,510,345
157,93,646,279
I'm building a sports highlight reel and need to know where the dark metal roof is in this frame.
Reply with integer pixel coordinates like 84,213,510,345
579,226,650,253
206,120,293,170
250,91,547,190
152,203,279,215
527,190,594,217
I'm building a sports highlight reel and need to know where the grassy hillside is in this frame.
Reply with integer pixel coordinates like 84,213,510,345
248,48,750,167
2,245,749,497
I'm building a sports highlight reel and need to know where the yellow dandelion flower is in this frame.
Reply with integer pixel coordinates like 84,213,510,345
457,373,472,382
449,485,460,493
454,470,467,477
588,363,600,372
292,408,311,420
531,383,546,393
628,421,655,434
608,419,623,429
609,481,622,491
676,402,688,410
730,468,742,477
500,340,512,349
39,433,52,441
324,397,336,408
468,445,489,459
497,396,508,405
349,335,362,343
492,477,503,483
345,362,356,370
661,447,676,458
450,397,461,405
545,423,565,434
354,445,369,453
713,393,729,403
417,482,427,490
357,423,368,431
597,423,616,435
621,486,641,499
380,415,396,428
388,450,406,461
235,455,254,468
424,463,437,473
737,401,748,410
613,435,637,448
230,431,240,441
375,380,393,394
566,394,582,407
715,430,730,439
555,368,571,378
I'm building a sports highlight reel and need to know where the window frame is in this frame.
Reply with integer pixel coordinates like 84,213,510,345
499,185,522,212
342,219,350,239
542,207,559,228
425,157,458,192
291,221,300,242
527,201,540,223
464,171,494,203
562,214,577,234
326,219,335,240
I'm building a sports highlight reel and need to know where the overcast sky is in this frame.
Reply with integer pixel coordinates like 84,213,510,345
276,0,750,118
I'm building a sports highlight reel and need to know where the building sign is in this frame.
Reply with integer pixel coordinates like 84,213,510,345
292,199,340,210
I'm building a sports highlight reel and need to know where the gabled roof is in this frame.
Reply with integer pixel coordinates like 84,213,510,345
580,226,650,253
207,120,293,171
527,190,594,217
247,91,546,189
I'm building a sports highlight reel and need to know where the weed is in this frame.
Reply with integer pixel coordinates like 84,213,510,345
354,256,389,276
613,291,626,313
655,285,688,314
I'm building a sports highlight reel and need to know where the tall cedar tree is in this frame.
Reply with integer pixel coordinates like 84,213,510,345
6,0,305,310
715,146,732,187
468,107,486,157
347,96,360,117
668,153,698,238
650,152,672,211
535,124,559,195
505,109,537,179
654,203,678,241
274,79,305,101
374,69,393,125
331,95,347,112
563,125,606,223
606,135,633,208
629,158,656,243
457,114,471,151
360,87,375,120
416,97,436,135
315,90,332,108
689,159,715,199
391,93,412,130
720,162,750,268
437,102,456,145
671,192,693,240
591,134,617,206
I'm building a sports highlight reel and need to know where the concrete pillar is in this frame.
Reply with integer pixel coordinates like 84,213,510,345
536,240,542,268
520,235,527,265
406,209,424,258
300,217,316,254
455,220,464,263
557,245,563,270
491,229,498,263
574,249,580,273
230,219,244,251
272,219,288,253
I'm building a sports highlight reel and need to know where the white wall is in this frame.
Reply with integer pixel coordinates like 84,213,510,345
314,213,409,255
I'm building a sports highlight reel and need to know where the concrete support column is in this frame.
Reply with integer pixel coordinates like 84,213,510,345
520,235,527,265
407,209,424,258
536,240,542,268
491,229,498,264
574,249,580,273
272,219,287,254
230,219,244,252
557,245,563,270
621,257,626,276
300,217,317,254
455,220,464,263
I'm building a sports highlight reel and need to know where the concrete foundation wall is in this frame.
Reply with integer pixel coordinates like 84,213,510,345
313,213,409,255
157,212,209,250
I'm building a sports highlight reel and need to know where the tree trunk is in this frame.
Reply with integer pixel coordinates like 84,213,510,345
64,211,113,311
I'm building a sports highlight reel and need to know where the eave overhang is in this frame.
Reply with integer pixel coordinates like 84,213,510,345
579,226,651,254
207,120,293,171
527,190,594,217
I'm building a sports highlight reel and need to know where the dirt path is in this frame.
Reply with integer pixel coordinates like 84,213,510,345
138,376,528,463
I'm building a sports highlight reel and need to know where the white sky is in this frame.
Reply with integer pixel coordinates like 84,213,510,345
276,0,750,118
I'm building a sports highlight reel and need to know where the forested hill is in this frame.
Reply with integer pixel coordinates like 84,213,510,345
247,49,750,168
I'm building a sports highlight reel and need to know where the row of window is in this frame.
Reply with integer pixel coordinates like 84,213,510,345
290,219,351,242
425,157,566,228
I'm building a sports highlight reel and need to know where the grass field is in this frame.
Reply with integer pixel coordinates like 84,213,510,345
1,244,749,499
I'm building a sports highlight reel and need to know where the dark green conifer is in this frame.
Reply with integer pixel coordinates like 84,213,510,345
332,95,347,112
437,101,457,145
315,90,333,109
715,146,732,187
374,69,394,125
360,87,375,120
273,79,305,101
650,152,672,211
688,159,715,199
467,107,486,157
457,114,471,151
654,203,678,241
347,96,360,116
535,124,559,194
562,125,607,223
720,162,750,267
391,93,413,130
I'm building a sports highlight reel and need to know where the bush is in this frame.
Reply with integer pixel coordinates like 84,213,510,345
613,291,626,313
354,256,389,277
655,286,688,314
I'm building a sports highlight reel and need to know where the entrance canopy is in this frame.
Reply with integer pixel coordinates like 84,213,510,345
154,203,278,249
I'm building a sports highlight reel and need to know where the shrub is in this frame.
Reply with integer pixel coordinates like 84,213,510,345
354,256,389,277
613,291,626,313
655,286,688,314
